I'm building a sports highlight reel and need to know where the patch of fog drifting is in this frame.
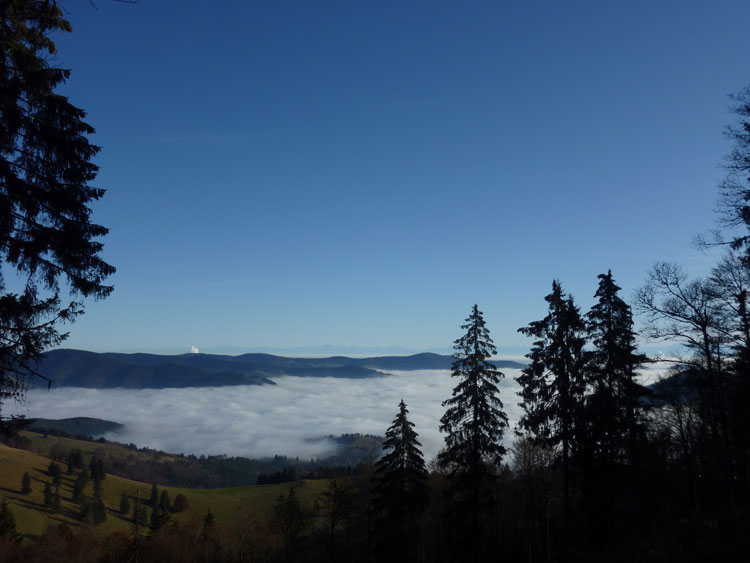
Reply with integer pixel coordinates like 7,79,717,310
7,365,667,462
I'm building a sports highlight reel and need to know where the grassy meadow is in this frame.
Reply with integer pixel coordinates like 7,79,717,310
0,435,329,539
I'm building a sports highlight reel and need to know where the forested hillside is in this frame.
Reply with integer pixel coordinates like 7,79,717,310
35,349,525,389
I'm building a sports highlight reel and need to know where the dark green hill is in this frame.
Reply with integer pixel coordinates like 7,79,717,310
36,349,525,389
28,417,123,437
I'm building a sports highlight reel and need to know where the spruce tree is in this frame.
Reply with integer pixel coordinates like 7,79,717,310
72,449,84,469
48,461,61,485
43,481,52,506
271,492,305,560
439,305,509,475
439,304,509,560
0,0,115,438
89,456,97,480
0,498,17,539
72,470,90,504
92,495,107,525
133,499,147,526
579,271,648,545
120,491,131,515
586,271,647,465
20,472,31,494
374,400,428,562
202,507,216,532
81,491,106,526
150,482,159,507
131,493,145,563
51,485,60,514
89,456,106,481
150,505,163,531
93,476,103,504
517,280,587,553
159,489,171,511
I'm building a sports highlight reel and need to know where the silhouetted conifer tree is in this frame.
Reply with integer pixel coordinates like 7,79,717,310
71,449,84,469
132,497,147,526
0,0,115,438
517,280,587,558
586,271,647,464
272,490,306,561
72,470,90,504
43,481,52,506
81,495,106,526
48,461,61,485
149,505,160,531
0,498,17,539
20,472,31,494
581,271,648,545
159,489,171,511
92,494,106,525
120,491,130,515
374,400,428,562
51,484,60,514
202,507,216,537
439,304,509,560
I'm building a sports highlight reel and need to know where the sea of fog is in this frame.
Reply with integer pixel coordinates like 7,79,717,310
7,364,667,463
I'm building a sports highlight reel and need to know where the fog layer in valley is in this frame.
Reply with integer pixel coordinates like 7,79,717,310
9,364,666,462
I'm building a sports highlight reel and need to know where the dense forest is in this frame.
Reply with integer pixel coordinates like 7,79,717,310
4,430,384,488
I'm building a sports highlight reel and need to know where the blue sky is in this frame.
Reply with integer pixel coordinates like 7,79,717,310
50,0,750,355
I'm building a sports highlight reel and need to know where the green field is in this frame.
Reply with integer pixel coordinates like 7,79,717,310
0,438,329,538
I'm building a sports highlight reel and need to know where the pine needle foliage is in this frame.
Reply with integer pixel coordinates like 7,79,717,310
0,0,115,437
516,281,587,453
375,400,428,495
374,400,428,562
439,304,509,477
517,280,587,547
586,270,647,463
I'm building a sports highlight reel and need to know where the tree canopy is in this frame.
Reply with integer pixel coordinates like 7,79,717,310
0,0,114,436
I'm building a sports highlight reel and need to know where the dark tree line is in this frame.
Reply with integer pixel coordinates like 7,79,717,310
6,280,750,562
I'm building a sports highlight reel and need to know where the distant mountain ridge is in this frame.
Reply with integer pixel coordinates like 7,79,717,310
37,349,526,389
28,417,123,438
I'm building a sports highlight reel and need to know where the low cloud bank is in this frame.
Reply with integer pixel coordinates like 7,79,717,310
8,365,666,462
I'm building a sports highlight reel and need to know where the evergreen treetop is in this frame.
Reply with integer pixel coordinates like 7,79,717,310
374,400,428,562
516,280,587,450
586,270,647,462
375,399,428,505
439,304,509,475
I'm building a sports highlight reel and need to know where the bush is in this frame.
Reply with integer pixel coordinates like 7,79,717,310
173,493,189,513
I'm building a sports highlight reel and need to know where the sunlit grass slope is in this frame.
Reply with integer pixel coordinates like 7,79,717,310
0,441,328,538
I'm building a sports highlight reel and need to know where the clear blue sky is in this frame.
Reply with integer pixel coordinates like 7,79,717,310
51,0,750,355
